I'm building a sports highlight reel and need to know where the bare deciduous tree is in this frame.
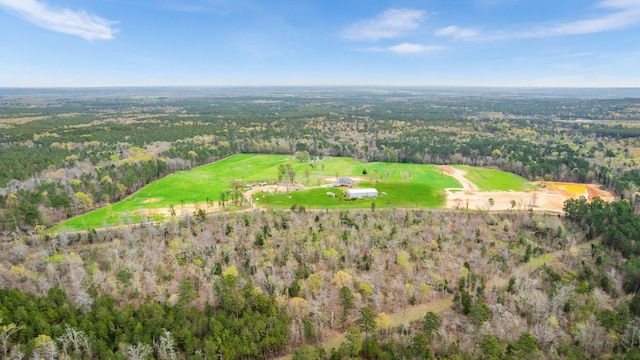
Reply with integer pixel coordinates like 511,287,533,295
58,325,92,359
154,329,177,360
572,315,610,357
1,322,23,360
126,342,153,360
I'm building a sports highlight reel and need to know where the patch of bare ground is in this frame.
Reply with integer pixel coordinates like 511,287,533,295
586,184,616,202
134,202,221,218
440,167,615,212
322,176,364,183
446,190,567,212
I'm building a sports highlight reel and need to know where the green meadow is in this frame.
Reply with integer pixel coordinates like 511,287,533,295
454,165,535,191
258,176,455,210
54,154,293,231
53,154,531,232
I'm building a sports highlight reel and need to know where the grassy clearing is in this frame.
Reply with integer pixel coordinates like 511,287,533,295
454,165,535,191
52,155,474,231
54,154,294,231
529,253,554,269
55,155,462,231
258,161,459,209
257,181,446,209
124,154,294,207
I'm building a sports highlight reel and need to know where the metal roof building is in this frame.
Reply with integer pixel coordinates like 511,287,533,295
334,177,357,187
345,188,378,199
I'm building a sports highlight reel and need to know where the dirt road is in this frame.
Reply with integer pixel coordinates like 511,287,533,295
438,165,479,191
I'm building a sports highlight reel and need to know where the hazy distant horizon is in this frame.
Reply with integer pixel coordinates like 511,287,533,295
2,85,640,100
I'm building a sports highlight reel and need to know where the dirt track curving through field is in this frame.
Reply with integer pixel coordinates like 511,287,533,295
438,165,479,191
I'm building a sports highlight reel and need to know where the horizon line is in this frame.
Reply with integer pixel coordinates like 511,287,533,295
2,84,640,90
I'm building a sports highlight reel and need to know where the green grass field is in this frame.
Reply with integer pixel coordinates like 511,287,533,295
256,160,463,210
258,181,449,209
52,154,533,232
53,154,296,231
454,165,535,191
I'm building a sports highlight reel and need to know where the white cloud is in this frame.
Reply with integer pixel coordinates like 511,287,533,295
343,8,426,41
0,0,117,40
388,43,443,54
438,0,640,42
528,0,640,37
472,0,521,7
355,43,443,55
435,26,479,40
158,0,255,14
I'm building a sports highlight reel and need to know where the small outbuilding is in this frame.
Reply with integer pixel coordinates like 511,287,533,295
345,188,378,199
334,177,357,187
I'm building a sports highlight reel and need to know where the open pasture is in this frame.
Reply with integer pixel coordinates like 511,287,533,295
453,165,535,191
258,181,447,209
53,154,601,232
53,155,463,231
53,154,296,230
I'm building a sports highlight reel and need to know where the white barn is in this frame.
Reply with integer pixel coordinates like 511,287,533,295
346,188,378,199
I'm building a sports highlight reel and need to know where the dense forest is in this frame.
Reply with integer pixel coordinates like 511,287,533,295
3,204,640,358
3,87,640,358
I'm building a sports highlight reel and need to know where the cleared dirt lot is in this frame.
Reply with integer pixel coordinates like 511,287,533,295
440,166,615,212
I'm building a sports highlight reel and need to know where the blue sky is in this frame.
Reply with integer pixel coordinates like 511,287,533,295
0,0,639,87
